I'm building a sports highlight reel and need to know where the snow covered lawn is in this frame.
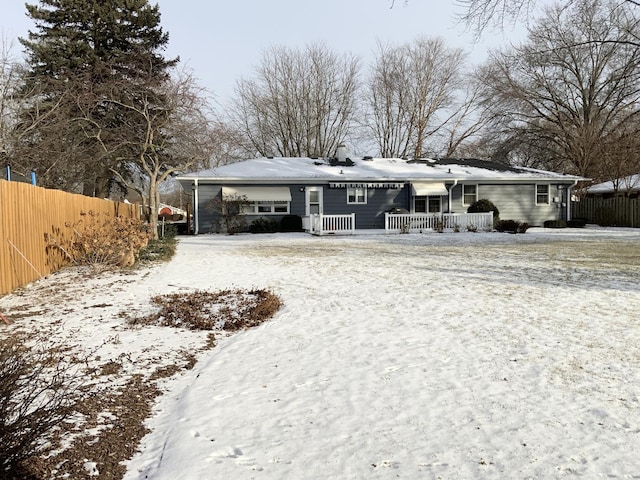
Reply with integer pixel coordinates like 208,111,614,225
3,227,640,479
125,228,640,479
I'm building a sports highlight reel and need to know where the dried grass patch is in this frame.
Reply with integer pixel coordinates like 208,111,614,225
130,288,282,331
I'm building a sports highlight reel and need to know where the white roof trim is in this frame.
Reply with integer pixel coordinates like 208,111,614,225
411,182,448,196
222,186,292,202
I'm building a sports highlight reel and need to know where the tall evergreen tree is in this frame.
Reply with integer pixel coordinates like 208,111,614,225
13,0,176,195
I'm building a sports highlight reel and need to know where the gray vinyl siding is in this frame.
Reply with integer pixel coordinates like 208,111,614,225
322,185,409,229
450,183,567,226
196,181,569,232
197,185,222,233
197,183,309,233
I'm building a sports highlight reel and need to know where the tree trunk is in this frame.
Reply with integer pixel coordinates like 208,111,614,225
148,176,159,240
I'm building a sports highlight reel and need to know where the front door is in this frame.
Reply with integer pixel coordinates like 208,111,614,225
306,187,323,216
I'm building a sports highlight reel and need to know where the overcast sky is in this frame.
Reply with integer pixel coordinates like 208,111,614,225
1,1,531,103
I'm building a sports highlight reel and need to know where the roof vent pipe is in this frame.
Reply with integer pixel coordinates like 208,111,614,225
336,144,348,164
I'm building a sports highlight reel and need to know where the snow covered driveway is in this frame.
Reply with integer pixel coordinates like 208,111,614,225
125,229,640,479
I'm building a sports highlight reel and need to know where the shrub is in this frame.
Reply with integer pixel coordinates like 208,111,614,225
495,219,529,233
467,199,500,228
0,333,85,478
45,211,150,270
209,193,250,234
250,217,279,233
467,199,500,218
567,218,586,228
543,220,567,228
280,214,303,232
156,222,178,239
137,236,177,263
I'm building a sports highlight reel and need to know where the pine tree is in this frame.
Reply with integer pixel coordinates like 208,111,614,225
14,0,176,196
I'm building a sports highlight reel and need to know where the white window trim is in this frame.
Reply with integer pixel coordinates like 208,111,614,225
243,200,290,215
347,186,367,204
535,184,550,205
462,184,478,206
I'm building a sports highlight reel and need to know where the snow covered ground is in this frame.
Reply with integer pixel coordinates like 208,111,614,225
3,227,640,479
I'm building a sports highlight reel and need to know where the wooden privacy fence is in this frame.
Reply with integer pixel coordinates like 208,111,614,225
572,197,640,228
0,180,139,296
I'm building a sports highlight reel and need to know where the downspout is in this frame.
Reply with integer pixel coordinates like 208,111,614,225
566,180,578,221
193,179,199,235
448,180,458,213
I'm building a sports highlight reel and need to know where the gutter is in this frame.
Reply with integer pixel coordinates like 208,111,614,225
566,179,579,221
448,180,458,213
193,179,199,235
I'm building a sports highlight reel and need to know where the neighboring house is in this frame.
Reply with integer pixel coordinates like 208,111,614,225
586,174,640,198
177,151,584,234
158,203,187,221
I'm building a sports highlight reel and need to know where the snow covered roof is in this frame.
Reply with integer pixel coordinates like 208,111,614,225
177,156,583,184
587,174,640,194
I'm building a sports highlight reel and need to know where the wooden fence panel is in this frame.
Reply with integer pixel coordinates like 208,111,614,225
0,180,139,296
572,197,640,228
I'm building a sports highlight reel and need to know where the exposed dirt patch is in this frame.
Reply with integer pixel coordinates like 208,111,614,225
1,269,282,480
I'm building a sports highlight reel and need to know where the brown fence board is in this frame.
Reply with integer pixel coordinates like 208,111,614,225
572,196,640,228
0,180,139,296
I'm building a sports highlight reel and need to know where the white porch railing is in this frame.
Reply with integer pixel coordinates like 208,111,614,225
385,212,493,233
309,213,356,235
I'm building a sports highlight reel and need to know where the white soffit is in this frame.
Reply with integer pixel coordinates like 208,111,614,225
222,186,292,201
411,182,448,196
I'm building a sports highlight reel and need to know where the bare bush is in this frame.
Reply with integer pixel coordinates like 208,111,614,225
46,211,150,270
209,194,250,235
0,333,85,478
130,289,282,331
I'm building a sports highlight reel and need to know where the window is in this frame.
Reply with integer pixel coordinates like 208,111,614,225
536,184,550,205
428,196,441,213
244,200,290,214
347,186,367,204
463,184,477,206
415,196,441,213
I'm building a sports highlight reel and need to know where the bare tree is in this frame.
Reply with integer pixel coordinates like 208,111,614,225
207,119,249,167
232,43,360,158
84,67,219,239
457,0,640,39
367,37,465,158
438,73,493,157
0,35,21,165
457,0,538,37
477,0,640,179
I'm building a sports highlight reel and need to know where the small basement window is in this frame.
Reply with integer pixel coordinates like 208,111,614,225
347,186,367,204
536,184,550,205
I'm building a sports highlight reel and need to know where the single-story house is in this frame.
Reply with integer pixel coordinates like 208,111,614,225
586,174,640,198
177,150,584,234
